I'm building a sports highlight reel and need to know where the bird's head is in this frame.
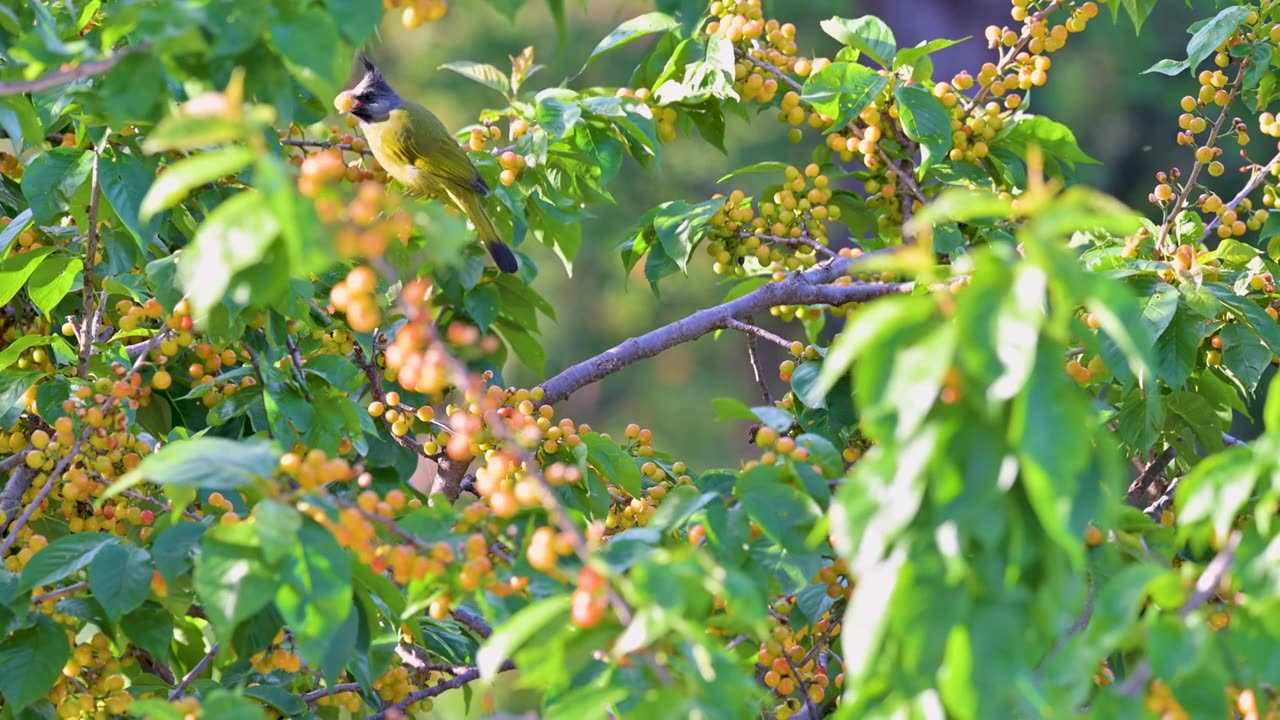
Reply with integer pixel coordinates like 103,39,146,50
335,55,401,123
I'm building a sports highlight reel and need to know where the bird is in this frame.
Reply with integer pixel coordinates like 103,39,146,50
333,56,518,273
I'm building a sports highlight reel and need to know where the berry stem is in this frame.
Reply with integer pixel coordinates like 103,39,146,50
747,231,839,259
961,0,1065,117
1158,58,1248,251
1199,150,1280,244
735,48,926,205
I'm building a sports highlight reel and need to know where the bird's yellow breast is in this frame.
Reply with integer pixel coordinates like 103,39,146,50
361,112,443,195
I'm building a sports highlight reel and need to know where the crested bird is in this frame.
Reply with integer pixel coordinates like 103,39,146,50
334,57,518,273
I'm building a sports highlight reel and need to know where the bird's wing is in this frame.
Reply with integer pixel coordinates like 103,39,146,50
388,104,489,196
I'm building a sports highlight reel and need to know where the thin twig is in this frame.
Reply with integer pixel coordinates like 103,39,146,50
1118,531,1242,697
285,335,313,403
1157,60,1249,251
736,49,925,205
0,439,82,557
0,330,170,554
30,580,89,605
1143,477,1179,521
1200,151,1280,244
961,2,1065,115
0,46,146,97
363,662,514,720
450,607,493,639
301,682,363,703
0,450,32,475
169,643,220,700
351,342,430,458
783,650,817,719
748,232,839,259
724,318,793,351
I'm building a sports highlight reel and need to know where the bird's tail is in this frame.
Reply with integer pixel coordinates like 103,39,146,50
446,187,518,273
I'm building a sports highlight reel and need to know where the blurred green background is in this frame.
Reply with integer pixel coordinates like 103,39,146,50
369,0,1207,470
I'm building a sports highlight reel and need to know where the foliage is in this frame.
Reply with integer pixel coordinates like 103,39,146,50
0,0,1279,719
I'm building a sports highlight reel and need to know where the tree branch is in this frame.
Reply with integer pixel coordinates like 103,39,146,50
724,318,793,351
1201,151,1280,244
538,258,909,404
741,315,773,404
170,642,219,700
79,145,105,379
1118,530,1242,697
0,46,145,97
364,662,515,720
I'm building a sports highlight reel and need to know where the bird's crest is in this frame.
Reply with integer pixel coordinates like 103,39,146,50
357,53,383,82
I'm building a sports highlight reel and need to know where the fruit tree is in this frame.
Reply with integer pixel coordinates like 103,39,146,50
1,0,1280,719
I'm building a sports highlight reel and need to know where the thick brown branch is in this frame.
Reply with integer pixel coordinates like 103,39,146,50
0,47,145,97
538,259,909,404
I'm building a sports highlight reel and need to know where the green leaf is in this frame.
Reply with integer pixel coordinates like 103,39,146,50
179,191,281,321
439,61,511,97
140,147,255,221
477,595,572,678
269,8,345,103
1177,446,1257,542
101,436,280,504
26,254,82,316
244,685,307,717
790,361,826,409
0,615,69,712
20,148,92,224
18,533,120,593
152,522,206,584
0,246,56,306
893,83,952,174
580,12,679,73
495,320,546,375
894,37,969,71
939,625,976,718
87,544,152,621
0,96,44,152
100,150,161,244
736,464,823,555
813,295,933,398
582,432,644,498
143,115,249,153
997,115,1098,167
820,16,897,68
801,63,889,132
711,396,758,422
1152,306,1202,387
274,521,354,680
653,198,723,272
0,208,33,258
196,524,276,640
250,500,301,567
325,0,383,44
535,89,583,141
102,54,167,125
1144,58,1188,76
717,161,788,184
1185,6,1253,72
